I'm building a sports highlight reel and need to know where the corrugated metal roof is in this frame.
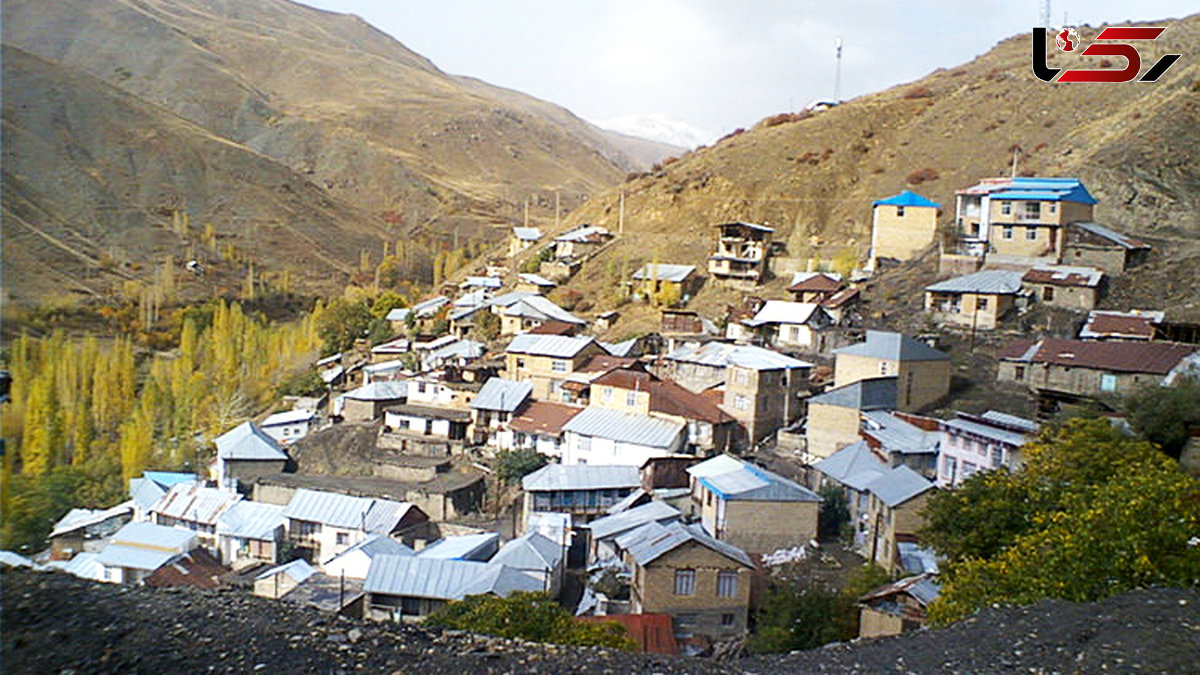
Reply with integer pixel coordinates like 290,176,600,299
834,331,950,361
860,572,941,606
980,410,1039,433
664,341,812,370
861,411,940,455
459,564,545,598
603,338,637,358
150,483,241,525
489,291,538,308
897,542,941,575
521,464,640,492
865,465,934,507
554,224,610,242
1071,222,1148,249
143,471,197,487
129,478,168,511
686,454,744,478
1080,310,1162,340
809,377,898,410
216,422,287,461
517,273,556,287
513,227,542,241
925,269,1024,294
588,501,681,541
956,177,1097,204
941,417,1030,447
490,532,563,571
631,264,695,283
50,501,133,538
417,533,500,561
461,276,503,289
324,534,413,566
872,190,940,208
1023,265,1104,288
699,463,822,503
789,272,844,292
998,337,1195,374
255,558,316,583
506,334,599,358
812,440,889,491
744,301,828,326
282,488,410,533
364,555,487,599
427,339,484,362
216,500,284,540
262,410,315,427
563,407,685,449
471,378,533,412
52,551,107,582
97,544,177,572
372,337,411,353
342,381,408,401
613,520,669,552
106,521,196,552
628,522,753,568
503,296,586,325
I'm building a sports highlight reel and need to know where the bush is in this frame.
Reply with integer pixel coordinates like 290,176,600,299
903,85,934,99
818,484,849,540
906,167,939,185
426,592,636,650
494,448,549,484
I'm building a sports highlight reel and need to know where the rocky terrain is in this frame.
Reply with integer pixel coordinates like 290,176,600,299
4,568,1198,674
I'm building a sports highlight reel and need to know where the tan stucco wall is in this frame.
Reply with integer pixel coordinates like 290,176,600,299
721,499,819,554
859,607,906,638
989,223,1062,257
924,292,1013,330
805,402,862,459
1028,283,1099,310
834,353,897,388
872,204,938,261
897,360,951,411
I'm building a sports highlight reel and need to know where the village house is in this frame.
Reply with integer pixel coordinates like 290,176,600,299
521,464,641,527
515,272,557,295
48,502,134,561
405,373,477,407
923,269,1025,330
732,300,837,352
787,272,843,303
953,177,1097,262
143,548,227,591
215,421,289,492
386,296,449,334
587,500,682,563
259,409,315,446
148,482,242,553
833,331,951,412
659,309,721,353
421,338,485,372
936,411,1037,488
858,574,941,638
128,471,196,522
708,222,774,288
252,559,367,616
254,558,316,599
321,534,414,580
505,334,610,401
561,406,687,467
370,336,411,364
812,440,889,552
506,401,585,457
863,466,936,572
1021,265,1106,310
491,531,567,597
500,295,586,336
997,337,1196,403
657,341,812,446
280,488,429,564
1079,310,1164,341
96,521,199,585
626,521,755,647
382,402,471,453
363,556,542,621
215,499,286,566
860,410,941,479
418,532,501,561
687,454,822,554
1062,221,1151,274
509,226,543,257
869,190,941,265
469,377,534,448
335,381,408,422
553,224,611,259
631,263,700,305
587,366,736,454
805,376,898,460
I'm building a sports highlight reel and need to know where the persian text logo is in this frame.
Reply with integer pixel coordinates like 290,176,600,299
1032,26,1182,83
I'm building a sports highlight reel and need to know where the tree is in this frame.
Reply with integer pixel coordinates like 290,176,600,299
426,592,635,650
315,298,373,354
923,418,1200,625
1125,378,1200,459
474,310,501,341
817,484,849,541
494,448,549,484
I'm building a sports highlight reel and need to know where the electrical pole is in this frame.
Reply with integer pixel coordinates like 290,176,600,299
834,37,843,102
554,191,560,230
618,191,625,235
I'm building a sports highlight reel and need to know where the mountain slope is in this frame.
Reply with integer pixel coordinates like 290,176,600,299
1,0,678,303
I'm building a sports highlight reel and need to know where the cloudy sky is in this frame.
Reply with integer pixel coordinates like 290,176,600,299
301,1,1195,145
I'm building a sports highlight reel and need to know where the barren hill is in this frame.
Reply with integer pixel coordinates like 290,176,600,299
1,0,679,303
553,17,1200,325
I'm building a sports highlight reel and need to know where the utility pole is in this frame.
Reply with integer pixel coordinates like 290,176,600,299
1040,0,1051,28
834,37,843,102
618,191,625,235
1011,146,1020,178
554,191,560,230
524,196,530,228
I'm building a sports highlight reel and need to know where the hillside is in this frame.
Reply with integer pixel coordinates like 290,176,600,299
551,17,1200,328
1,0,680,303
4,568,1198,673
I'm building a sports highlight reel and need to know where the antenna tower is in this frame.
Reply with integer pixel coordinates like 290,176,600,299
1040,0,1051,28
834,36,843,102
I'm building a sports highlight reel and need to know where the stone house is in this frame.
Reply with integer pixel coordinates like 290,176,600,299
631,263,700,304
687,454,822,554
505,334,609,401
1078,310,1164,341
490,532,567,598
788,272,844,303
1062,222,1150,274
335,381,408,423
997,338,1195,399
48,502,133,561
382,403,471,452
627,521,755,647
1021,265,1105,310
869,190,940,264
515,272,557,295
708,222,774,287
833,331,950,412
215,421,289,492
924,269,1024,330
863,466,935,572
805,376,898,460
386,296,449,334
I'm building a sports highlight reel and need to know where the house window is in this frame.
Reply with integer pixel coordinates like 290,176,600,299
551,359,568,373
878,361,892,376
1100,373,1118,392
577,436,591,453
417,382,426,394
626,391,638,407
1001,201,1012,216
717,571,739,598
1049,203,1057,214
1002,225,1014,239
896,206,906,217
1026,226,1037,240
706,491,713,507
1014,366,1026,381
1042,287,1055,302
735,368,749,385
336,532,349,546
674,569,696,595
977,297,989,310
516,358,526,369
734,395,748,411
1024,202,1041,219
721,613,736,627
602,387,613,403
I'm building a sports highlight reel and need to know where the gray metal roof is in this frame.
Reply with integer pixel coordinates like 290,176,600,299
50,502,133,538
627,522,753,568
506,334,599,358
363,555,487,599
861,411,940,455
216,422,287,461
613,520,669,552
865,465,935,507
341,381,408,402
925,269,1024,295
459,563,545,598
809,377,898,410
517,273,557,287
261,410,315,427
150,483,242,525
417,532,500,561
812,440,889,492
744,301,829,327
698,462,822,503
941,417,1030,447
631,263,696,283
255,558,316,583
664,341,813,370
129,478,170,511
513,227,542,241
471,378,533,412
980,410,1039,433
282,489,411,533
216,500,285,540
562,407,685,449
489,291,538,308
834,331,950,362
687,454,744,478
1071,222,1148,249
554,224,609,242
588,500,681,541
605,487,648,514
324,534,414,566
96,544,178,572
521,464,640,492
113,520,195,548
503,296,586,325
897,542,941,575
426,339,484,362
490,532,563,571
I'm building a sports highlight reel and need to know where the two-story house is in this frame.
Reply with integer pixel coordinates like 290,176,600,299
869,190,941,264
997,337,1195,401
631,263,700,304
588,366,736,453
805,377,898,460
833,331,950,412
734,301,838,352
708,222,774,287
924,269,1024,330
281,488,428,564
561,407,687,467
505,334,609,400
863,465,936,572
937,410,1037,488
215,421,289,492
469,377,534,449
148,482,242,554
953,177,1097,262
812,440,889,552
520,464,641,527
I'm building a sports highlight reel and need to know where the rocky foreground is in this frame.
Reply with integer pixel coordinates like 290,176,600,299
3,569,1198,674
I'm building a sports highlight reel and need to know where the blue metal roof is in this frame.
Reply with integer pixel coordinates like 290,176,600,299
873,190,940,208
